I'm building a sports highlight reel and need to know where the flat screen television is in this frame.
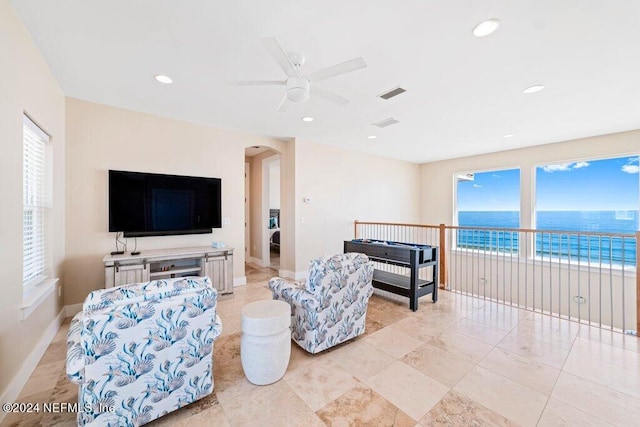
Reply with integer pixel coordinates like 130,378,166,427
109,170,222,237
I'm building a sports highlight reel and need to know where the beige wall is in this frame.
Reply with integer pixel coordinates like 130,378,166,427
293,139,421,274
65,98,286,304
0,0,66,399
280,140,296,274
420,130,640,227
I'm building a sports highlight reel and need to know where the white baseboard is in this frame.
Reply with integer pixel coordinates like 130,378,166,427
65,303,83,318
278,269,293,279
233,276,247,287
279,269,308,281
0,308,65,422
248,257,263,266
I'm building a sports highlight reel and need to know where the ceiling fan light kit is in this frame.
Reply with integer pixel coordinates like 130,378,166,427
230,36,367,111
286,76,310,102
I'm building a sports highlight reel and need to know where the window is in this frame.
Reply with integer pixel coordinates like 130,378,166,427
456,168,520,251
23,114,51,287
535,156,639,265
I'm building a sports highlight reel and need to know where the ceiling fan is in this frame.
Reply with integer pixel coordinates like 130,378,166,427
229,37,367,112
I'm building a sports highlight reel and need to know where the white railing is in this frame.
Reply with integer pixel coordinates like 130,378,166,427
354,221,639,334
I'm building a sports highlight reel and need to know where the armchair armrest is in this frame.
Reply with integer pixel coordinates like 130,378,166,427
268,278,319,311
66,312,85,384
213,314,223,340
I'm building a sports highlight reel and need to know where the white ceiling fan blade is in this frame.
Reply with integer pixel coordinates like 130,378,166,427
308,57,367,82
311,86,350,106
261,37,300,77
227,80,285,86
276,94,292,112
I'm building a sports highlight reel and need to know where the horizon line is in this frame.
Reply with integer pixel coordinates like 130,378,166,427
459,209,639,212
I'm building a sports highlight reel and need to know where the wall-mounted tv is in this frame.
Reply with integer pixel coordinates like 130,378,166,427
109,170,222,237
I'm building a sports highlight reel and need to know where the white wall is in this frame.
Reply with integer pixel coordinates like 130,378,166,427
269,160,280,210
293,138,421,274
65,98,286,304
0,0,66,402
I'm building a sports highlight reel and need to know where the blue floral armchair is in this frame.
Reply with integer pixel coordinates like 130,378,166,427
268,253,374,354
66,276,222,426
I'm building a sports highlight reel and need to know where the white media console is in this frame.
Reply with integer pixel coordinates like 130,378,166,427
103,246,234,295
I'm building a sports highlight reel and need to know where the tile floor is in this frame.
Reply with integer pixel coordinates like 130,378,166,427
3,263,640,426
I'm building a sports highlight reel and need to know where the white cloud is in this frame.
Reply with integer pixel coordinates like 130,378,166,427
542,162,590,172
473,184,482,188
492,174,500,178
627,157,639,164
622,164,640,174
542,163,573,172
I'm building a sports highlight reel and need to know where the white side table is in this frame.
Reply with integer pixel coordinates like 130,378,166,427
240,299,291,385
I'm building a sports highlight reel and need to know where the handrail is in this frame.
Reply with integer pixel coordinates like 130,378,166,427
446,224,635,238
354,220,440,229
356,220,635,238
354,220,639,334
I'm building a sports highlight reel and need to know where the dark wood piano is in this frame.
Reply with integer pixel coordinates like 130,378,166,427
344,239,438,311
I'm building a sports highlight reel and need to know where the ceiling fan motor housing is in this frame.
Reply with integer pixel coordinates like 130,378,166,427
286,76,310,102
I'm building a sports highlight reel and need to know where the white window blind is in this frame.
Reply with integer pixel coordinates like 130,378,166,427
23,114,50,287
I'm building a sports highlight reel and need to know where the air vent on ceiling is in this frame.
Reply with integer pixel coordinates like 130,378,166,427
379,86,406,100
372,117,400,128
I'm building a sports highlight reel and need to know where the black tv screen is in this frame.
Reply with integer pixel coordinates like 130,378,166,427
109,170,222,237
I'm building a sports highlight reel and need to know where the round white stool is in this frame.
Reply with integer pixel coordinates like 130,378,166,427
240,299,291,385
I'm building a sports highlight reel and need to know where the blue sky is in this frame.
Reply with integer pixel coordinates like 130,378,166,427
457,156,640,211
536,156,639,210
457,168,520,211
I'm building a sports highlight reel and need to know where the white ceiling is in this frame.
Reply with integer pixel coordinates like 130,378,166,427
12,0,640,163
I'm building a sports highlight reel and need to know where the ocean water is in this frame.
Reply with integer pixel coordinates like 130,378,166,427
457,211,638,266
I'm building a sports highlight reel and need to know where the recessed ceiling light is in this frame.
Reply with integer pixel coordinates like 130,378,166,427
523,84,545,94
154,74,173,84
367,135,377,140
472,19,501,37
503,134,514,138
301,116,314,122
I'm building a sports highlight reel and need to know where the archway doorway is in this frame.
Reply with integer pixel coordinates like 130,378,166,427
244,146,281,279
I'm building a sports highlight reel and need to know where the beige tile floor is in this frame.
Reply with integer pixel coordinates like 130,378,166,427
3,263,640,426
